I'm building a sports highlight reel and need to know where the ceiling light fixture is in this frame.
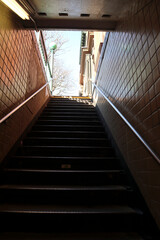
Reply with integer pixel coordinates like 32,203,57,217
1,0,30,20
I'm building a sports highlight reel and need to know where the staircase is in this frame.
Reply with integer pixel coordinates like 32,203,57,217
0,97,156,239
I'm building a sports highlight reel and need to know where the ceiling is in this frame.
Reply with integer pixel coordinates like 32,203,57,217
6,0,135,30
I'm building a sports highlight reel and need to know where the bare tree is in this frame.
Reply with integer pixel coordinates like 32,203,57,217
52,62,75,95
43,30,74,95
43,31,68,57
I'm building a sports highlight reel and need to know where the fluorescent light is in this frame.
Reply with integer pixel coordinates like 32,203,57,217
1,0,30,20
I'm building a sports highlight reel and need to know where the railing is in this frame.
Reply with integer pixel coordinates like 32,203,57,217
93,83,160,165
0,80,51,124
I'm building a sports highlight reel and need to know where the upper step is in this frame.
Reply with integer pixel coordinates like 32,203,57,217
43,108,96,113
48,101,93,105
35,120,101,126
46,105,95,109
15,145,114,157
23,137,110,147
28,130,106,138
40,111,98,116
32,125,104,132
38,115,100,121
50,97,92,101
47,102,94,106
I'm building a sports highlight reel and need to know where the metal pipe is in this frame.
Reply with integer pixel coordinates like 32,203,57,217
50,50,54,95
93,84,160,164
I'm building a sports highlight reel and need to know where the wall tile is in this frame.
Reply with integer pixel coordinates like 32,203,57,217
0,10,50,162
95,0,160,229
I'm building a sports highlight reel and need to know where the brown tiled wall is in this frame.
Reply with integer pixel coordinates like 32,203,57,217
0,4,50,162
94,0,160,228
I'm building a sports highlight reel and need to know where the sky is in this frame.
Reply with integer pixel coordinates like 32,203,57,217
47,31,81,96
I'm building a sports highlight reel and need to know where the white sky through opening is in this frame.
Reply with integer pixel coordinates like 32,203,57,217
46,31,81,96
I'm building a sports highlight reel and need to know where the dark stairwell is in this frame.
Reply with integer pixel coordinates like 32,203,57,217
0,97,159,239
0,0,160,238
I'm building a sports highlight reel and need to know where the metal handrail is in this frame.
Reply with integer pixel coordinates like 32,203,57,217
0,80,51,124
93,83,160,164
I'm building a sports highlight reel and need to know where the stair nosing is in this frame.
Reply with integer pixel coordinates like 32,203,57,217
24,137,107,141
36,120,101,123
33,125,103,128
0,185,127,191
20,146,111,149
3,169,124,173
29,130,105,133
0,204,141,215
10,156,117,160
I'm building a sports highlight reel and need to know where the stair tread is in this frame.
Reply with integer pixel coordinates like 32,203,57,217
43,108,95,110
39,115,99,118
0,184,127,191
34,125,103,127
36,120,100,123
47,104,94,107
4,169,124,173
33,125,103,131
45,106,94,108
0,98,150,236
41,112,97,114
24,137,107,141
0,203,141,214
20,145,111,149
10,156,116,160
29,130,105,134
0,232,144,240
28,131,106,138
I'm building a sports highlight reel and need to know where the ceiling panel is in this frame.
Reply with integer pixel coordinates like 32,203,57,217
3,0,135,30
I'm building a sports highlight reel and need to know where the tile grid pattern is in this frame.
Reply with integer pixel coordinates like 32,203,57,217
97,0,160,156
0,15,50,161
0,29,47,119
95,0,160,228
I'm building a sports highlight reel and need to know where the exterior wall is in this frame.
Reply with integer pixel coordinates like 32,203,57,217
0,3,50,162
94,0,160,228
94,32,106,71
80,31,105,96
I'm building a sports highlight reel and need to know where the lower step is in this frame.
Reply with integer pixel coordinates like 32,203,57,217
40,112,97,116
38,115,100,121
0,184,131,205
15,146,114,157
47,103,93,106
32,125,103,132
0,204,143,232
2,169,126,185
35,120,101,126
45,105,95,109
0,232,144,240
23,137,110,147
6,156,120,170
43,108,96,113
28,131,106,138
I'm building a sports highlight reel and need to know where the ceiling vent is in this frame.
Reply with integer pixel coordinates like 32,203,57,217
102,14,111,18
59,13,68,16
81,14,90,17
38,12,47,16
